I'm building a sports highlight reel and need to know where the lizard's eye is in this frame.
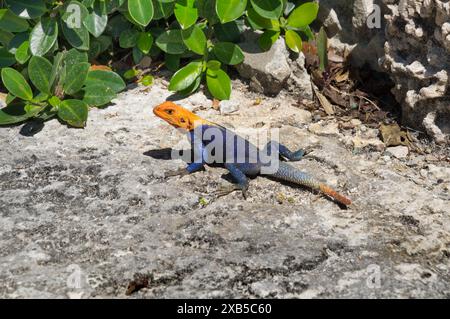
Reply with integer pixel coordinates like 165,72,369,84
165,109,174,115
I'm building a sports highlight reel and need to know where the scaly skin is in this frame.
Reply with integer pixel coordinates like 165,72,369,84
153,102,352,206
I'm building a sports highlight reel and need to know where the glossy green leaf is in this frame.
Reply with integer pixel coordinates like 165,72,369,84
181,25,207,55
58,99,89,127
168,61,203,91
0,9,29,32
28,56,52,95
206,68,231,100
156,29,187,54
214,21,243,43
0,103,36,125
213,42,244,65
258,30,280,51
153,0,174,19
215,0,247,24
119,29,139,48
179,74,201,95
206,60,221,70
83,84,116,106
0,30,14,47
246,8,279,30
198,0,218,25
250,0,283,20
137,32,153,54
30,17,58,56
64,62,90,95
6,0,46,19
14,40,30,64
285,29,302,53
0,47,15,67
84,0,108,37
140,75,154,86
85,70,126,93
128,0,154,26
174,0,198,29
287,2,319,28
1,67,33,101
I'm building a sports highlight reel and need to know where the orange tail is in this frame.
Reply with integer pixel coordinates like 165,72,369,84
319,184,352,206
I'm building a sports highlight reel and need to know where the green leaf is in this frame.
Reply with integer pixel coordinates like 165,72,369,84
140,75,154,86
0,30,14,47
137,32,153,54
64,62,90,95
106,14,132,38
28,56,52,95
128,0,154,26
198,0,219,25
287,2,319,28
216,0,247,24
168,61,203,92
165,53,181,72
0,9,29,32
258,30,280,51
213,42,244,65
153,0,174,19
206,60,221,70
64,48,89,73
1,68,33,101
58,99,89,127
14,40,30,64
317,27,328,71
119,28,139,48
206,68,231,100
156,29,187,54
285,29,302,53
179,74,201,95
30,17,58,56
246,7,280,30
49,52,65,91
181,25,207,55
0,47,15,68
84,0,108,37
85,70,126,93
250,0,283,20
83,84,116,106
0,104,36,125
61,21,90,51
123,69,139,80
6,0,47,19
132,46,144,64
214,21,243,43
174,0,198,30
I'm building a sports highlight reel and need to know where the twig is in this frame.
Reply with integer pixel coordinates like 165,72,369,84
328,85,381,111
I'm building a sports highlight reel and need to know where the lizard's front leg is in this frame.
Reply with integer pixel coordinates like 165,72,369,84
264,141,305,162
215,163,249,199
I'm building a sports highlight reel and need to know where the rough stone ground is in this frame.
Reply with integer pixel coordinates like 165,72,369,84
0,78,449,299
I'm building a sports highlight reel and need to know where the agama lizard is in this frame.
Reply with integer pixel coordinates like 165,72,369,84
153,101,351,206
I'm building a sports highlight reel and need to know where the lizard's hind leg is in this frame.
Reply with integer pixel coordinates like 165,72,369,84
215,163,249,199
264,141,305,162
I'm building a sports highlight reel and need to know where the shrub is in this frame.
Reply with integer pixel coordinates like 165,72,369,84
0,0,319,128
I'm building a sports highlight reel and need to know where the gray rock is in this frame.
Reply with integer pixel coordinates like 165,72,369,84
1,83,450,298
237,35,291,96
220,100,239,115
236,32,312,99
386,146,409,159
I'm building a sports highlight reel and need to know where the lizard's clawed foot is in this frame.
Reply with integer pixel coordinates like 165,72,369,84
214,184,248,199
164,168,189,178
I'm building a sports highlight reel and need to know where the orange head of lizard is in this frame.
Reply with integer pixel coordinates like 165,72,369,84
153,101,205,131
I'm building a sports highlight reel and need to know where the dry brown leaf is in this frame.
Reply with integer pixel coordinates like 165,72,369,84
313,86,335,115
335,70,349,82
380,123,420,152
